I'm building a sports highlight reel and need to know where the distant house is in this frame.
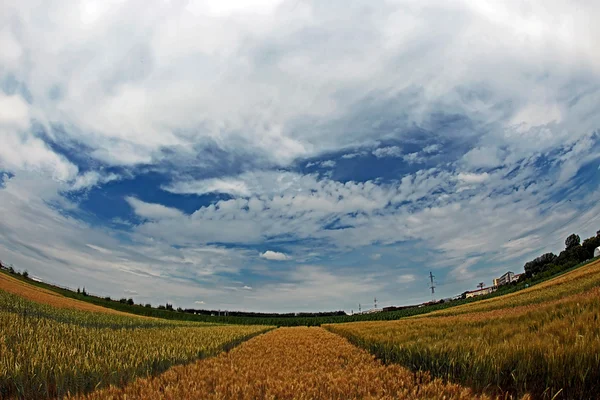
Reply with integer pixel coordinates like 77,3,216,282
465,286,496,298
494,271,516,287
595,246,600,258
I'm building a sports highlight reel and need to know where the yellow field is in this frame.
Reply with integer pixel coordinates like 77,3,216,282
325,259,600,399
0,287,271,399
0,272,133,316
73,327,521,400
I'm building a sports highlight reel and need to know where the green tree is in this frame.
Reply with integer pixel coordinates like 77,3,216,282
565,233,581,250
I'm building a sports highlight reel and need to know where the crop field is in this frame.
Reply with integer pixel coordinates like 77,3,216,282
3,258,599,399
0,272,132,316
0,284,272,399
72,327,517,400
325,258,600,399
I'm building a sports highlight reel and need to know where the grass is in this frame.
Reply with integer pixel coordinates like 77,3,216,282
325,258,600,399
73,327,520,400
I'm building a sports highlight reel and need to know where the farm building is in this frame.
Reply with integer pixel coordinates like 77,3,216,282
465,286,496,298
595,246,600,258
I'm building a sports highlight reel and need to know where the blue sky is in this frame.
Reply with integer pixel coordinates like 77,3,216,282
1,0,599,312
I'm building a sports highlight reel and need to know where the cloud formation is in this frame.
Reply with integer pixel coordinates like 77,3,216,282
260,251,290,261
0,0,599,312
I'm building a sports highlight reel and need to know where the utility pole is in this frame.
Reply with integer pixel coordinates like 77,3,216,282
358,303,361,313
429,271,436,297
374,297,377,309
477,282,485,290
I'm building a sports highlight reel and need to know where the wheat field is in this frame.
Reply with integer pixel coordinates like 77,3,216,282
73,327,523,400
0,286,271,399
325,259,600,399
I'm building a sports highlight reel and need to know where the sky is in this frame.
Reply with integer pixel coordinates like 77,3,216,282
1,0,599,313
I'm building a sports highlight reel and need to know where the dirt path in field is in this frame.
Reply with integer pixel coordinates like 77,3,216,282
0,271,139,317
75,327,510,400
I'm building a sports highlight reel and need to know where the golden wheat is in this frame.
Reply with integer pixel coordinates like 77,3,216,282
0,272,131,316
325,260,600,399
0,290,271,399
74,327,528,400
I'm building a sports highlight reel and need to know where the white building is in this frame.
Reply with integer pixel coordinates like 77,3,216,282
493,271,516,287
595,246,600,258
465,286,496,298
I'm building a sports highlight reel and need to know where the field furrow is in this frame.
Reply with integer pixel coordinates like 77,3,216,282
74,327,520,400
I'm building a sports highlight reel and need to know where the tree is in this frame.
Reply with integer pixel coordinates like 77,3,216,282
165,303,174,311
77,288,81,294
524,252,557,277
144,303,152,308
82,287,87,296
127,298,134,306
8,266,15,274
565,233,581,250
582,235,600,259
119,298,127,304
22,270,29,279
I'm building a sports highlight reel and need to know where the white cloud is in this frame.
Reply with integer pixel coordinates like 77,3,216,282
462,147,504,169
372,146,403,158
260,250,289,261
165,177,250,197
124,289,138,295
71,171,121,191
1,0,598,172
194,300,205,305
397,274,416,284
341,152,367,159
423,144,440,154
457,172,489,184
370,253,382,260
0,93,78,182
403,152,423,164
126,196,185,220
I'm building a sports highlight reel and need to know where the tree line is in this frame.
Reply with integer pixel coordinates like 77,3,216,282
523,230,600,280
